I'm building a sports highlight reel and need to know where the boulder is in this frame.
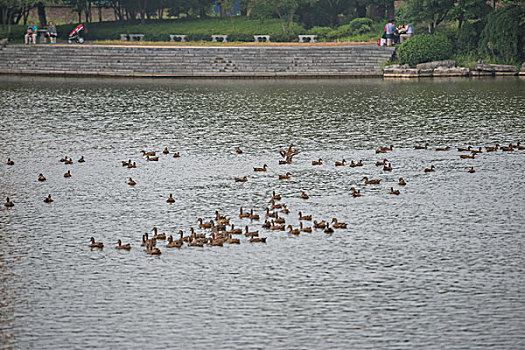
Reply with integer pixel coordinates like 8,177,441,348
433,66,470,76
416,60,456,70
520,62,525,76
0,38,8,49
383,67,422,78
474,63,517,73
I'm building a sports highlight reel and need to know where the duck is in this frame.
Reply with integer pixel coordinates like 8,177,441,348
38,173,46,182
249,210,260,221
424,165,435,173
324,225,334,234
468,167,476,173
331,218,347,229
226,234,241,244
253,164,267,172
78,156,85,163
207,237,224,247
375,148,387,154
398,177,407,186
272,191,281,201
235,176,248,182
459,154,475,159
245,226,258,237
363,176,381,185
167,235,183,248
356,160,363,167
274,214,285,224
167,193,175,203
312,158,323,166
517,142,525,150
64,170,71,178
249,233,267,243
299,222,312,233
383,163,392,172
89,237,104,249
59,156,67,162
335,159,346,166
269,199,284,209
122,160,131,167
376,159,388,167
414,143,429,150
152,227,166,240
300,191,309,200
350,187,362,197
235,146,243,154
64,157,73,165
141,234,148,247
128,177,136,186
43,194,54,203
173,152,181,158
239,207,251,218
116,239,131,250
288,225,300,235
228,224,242,235
435,146,450,151
313,220,327,229
279,172,291,180
265,208,277,218
141,150,156,157
389,187,400,195
500,145,514,152
269,221,285,231
146,244,162,255
470,147,483,155
198,218,212,229
6,158,14,165
188,238,205,247
485,144,499,152
457,146,472,152
215,211,230,225
349,160,357,168
280,206,290,215
299,212,312,221
162,147,169,154
127,162,136,168
146,155,159,161
4,197,14,207
262,220,271,229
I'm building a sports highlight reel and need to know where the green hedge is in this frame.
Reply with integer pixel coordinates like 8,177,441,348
397,34,453,66
479,5,525,64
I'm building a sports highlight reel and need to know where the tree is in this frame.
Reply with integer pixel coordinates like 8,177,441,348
270,0,317,35
402,0,455,33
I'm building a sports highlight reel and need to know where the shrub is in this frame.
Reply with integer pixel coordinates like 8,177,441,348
479,5,525,64
306,26,332,37
397,34,453,66
347,18,373,34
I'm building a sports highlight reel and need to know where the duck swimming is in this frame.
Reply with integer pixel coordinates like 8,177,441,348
424,165,435,172
398,178,407,186
312,158,323,165
279,172,291,180
64,170,71,178
4,197,14,207
167,193,175,203
6,158,14,165
38,173,46,182
363,176,381,185
389,187,400,195
44,194,53,203
253,164,267,172
89,237,103,249
163,147,170,154
116,239,131,250
235,147,243,154
300,191,309,200
128,178,136,186
78,156,85,163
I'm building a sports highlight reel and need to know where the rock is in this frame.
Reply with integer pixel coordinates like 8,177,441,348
0,38,8,49
416,60,456,70
383,67,421,77
520,62,525,76
475,63,517,73
433,66,469,76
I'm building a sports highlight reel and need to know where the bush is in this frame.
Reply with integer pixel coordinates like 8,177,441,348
397,34,453,66
479,5,525,64
347,18,373,34
306,26,332,37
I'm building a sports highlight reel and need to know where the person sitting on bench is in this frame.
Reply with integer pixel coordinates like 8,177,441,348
45,21,57,44
25,21,38,45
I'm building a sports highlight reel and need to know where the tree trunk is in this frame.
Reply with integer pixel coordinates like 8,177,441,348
330,12,339,27
99,5,102,22
37,2,47,27
1,6,7,31
7,9,13,36
23,7,30,25
386,0,394,20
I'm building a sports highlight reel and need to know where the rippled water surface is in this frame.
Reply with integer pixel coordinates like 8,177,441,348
1,76,524,349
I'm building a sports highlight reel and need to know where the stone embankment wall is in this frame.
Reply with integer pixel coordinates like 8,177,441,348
0,44,395,78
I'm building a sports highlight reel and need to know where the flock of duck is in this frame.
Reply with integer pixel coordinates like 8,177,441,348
3,141,524,256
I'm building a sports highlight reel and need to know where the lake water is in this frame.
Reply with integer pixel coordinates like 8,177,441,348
1,76,524,349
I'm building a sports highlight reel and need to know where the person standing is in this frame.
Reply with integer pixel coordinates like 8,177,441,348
46,21,57,44
385,20,396,46
25,21,38,45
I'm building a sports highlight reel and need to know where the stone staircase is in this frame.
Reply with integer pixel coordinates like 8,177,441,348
0,44,395,78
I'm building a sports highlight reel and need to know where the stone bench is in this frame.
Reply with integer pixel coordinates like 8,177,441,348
298,35,318,43
169,35,187,42
253,35,270,43
120,34,145,41
211,35,228,43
